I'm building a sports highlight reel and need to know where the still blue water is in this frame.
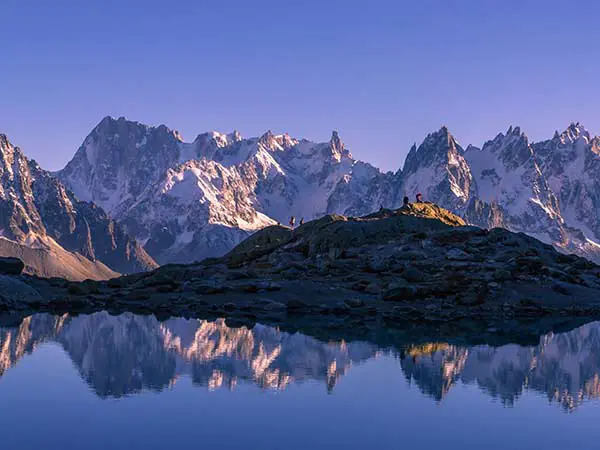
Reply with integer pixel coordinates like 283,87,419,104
1,312,599,450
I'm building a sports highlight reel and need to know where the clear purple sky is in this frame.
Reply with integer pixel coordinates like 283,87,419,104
2,0,599,172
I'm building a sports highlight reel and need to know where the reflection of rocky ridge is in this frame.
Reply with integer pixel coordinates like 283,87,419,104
4,313,600,410
0,314,65,376
0,313,377,397
401,322,600,411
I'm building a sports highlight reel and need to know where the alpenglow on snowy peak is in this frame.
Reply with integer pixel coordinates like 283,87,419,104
58,116,600,265
58,117,390,264
0,133,157,279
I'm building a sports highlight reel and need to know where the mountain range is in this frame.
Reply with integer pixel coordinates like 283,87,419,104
2,116,600,278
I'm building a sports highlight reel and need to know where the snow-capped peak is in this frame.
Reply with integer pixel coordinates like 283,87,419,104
403,126,465,176
258,129,276,147
229,130,242,143
0,134,12,151
557,122,591,144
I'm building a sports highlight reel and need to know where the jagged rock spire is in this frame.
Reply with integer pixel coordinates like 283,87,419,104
258,129,275,146
330,130,344,153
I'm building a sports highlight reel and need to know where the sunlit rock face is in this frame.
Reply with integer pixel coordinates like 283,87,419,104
0,133,157,279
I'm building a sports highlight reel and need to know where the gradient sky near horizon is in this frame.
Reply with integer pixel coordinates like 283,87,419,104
2,0,600,172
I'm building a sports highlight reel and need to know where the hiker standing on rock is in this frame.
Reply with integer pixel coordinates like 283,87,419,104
289,216,296,228
403,196,409,206
416,193,423,203
299,218,304,226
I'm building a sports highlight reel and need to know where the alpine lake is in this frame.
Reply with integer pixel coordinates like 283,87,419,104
1,311,599,450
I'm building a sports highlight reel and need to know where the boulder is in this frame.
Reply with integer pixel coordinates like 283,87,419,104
0,275,43,306
0,257,25,275
400,267,425,283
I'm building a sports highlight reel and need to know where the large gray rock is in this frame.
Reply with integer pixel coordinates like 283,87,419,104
0,275,43,307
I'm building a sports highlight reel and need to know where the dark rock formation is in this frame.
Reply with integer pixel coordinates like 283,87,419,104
0,257,24,275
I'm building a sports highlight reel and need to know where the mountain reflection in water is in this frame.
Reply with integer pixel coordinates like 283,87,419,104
0,313,378,396
1,312,600,411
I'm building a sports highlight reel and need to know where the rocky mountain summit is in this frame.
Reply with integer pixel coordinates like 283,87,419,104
58,117,600,265
0,133,157,280
4,203,600,344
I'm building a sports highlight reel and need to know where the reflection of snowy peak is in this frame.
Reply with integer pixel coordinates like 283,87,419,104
401,321,600,411
4,313,600,410
0,134,156,279
0,313,377,397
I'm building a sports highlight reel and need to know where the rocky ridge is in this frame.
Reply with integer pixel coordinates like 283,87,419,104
0,133,157,279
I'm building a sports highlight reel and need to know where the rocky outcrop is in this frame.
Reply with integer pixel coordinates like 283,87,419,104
0,257,24,275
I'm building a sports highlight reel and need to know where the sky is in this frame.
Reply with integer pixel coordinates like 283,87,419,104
2,0,600,172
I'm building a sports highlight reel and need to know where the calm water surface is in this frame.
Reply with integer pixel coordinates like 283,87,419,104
1,312,600,450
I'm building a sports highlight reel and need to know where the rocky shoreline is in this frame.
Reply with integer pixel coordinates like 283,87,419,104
3,203,600,346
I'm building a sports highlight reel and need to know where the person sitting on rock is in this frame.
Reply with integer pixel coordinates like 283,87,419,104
400,196,413,211
416,193,423,203
299,218,304,226
289,216,296,228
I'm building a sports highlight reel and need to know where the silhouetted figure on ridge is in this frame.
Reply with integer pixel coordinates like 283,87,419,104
416,193,423,203
289,216,296,228
299,218,304,226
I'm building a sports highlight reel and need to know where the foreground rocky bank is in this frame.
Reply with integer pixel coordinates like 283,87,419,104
2,203,600,345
